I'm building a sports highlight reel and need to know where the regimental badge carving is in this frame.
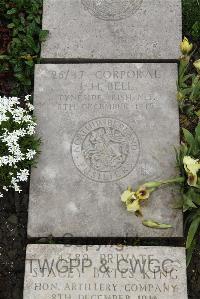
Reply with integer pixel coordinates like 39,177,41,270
71,117,140,182
81,0,143,21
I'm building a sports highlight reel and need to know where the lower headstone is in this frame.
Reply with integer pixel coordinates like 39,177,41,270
23,245,188,299
28,63,182,238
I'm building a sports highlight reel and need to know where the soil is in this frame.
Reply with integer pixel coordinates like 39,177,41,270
0,187,28,299
188,243,200,299
0,26,10,54
0,72,14,95
0,183,199,299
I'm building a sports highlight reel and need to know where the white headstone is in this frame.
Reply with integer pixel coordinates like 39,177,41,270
41,0,182,60
28,63,182,238
23,245,188,299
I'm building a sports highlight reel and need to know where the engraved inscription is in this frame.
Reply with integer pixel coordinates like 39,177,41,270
24,246,187,299
82,0,143,21
48,67,161,114
71,117,140,182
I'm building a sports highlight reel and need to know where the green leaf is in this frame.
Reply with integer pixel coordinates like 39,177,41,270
0,55,9,60
186,216,200,249
183,128,195,148
7,8,17,15
192,196,200,206
185,189,200,207
191,21,200,40
39,30,49,42
25,60,34,67
24,79,32,86
35,16,41,24
14,73,26,82
195,110,200,117
15,0,25,9
20,16,25,26
7,23,15,28
142,220,172,229
183,194,197,212
187,238,197,267
12,37,21,45
195,124,200,138
25,35,37,52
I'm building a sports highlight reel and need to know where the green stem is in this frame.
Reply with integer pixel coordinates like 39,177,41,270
160,177,185,185
144,177,185,189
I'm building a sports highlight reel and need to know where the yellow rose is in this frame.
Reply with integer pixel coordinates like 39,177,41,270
136,186,150,201
127,198,142,216
121,189,135,203
183,156,200,186
180,37,193,55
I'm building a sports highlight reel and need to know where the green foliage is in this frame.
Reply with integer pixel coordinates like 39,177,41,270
178,60,200,102
191,21,200,40
181,0,200,149
182,0,200,39
176,124,200,264
178,54,200,123
0,0,48,96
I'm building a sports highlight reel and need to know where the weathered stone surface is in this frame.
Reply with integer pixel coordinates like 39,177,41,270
23,245,188,299
41,0,182,60
28,63,182,238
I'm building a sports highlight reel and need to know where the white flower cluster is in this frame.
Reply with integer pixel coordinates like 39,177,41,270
0,95,38,198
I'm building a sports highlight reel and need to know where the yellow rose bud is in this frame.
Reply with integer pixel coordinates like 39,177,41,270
180,37,193,55
194,59,200,74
